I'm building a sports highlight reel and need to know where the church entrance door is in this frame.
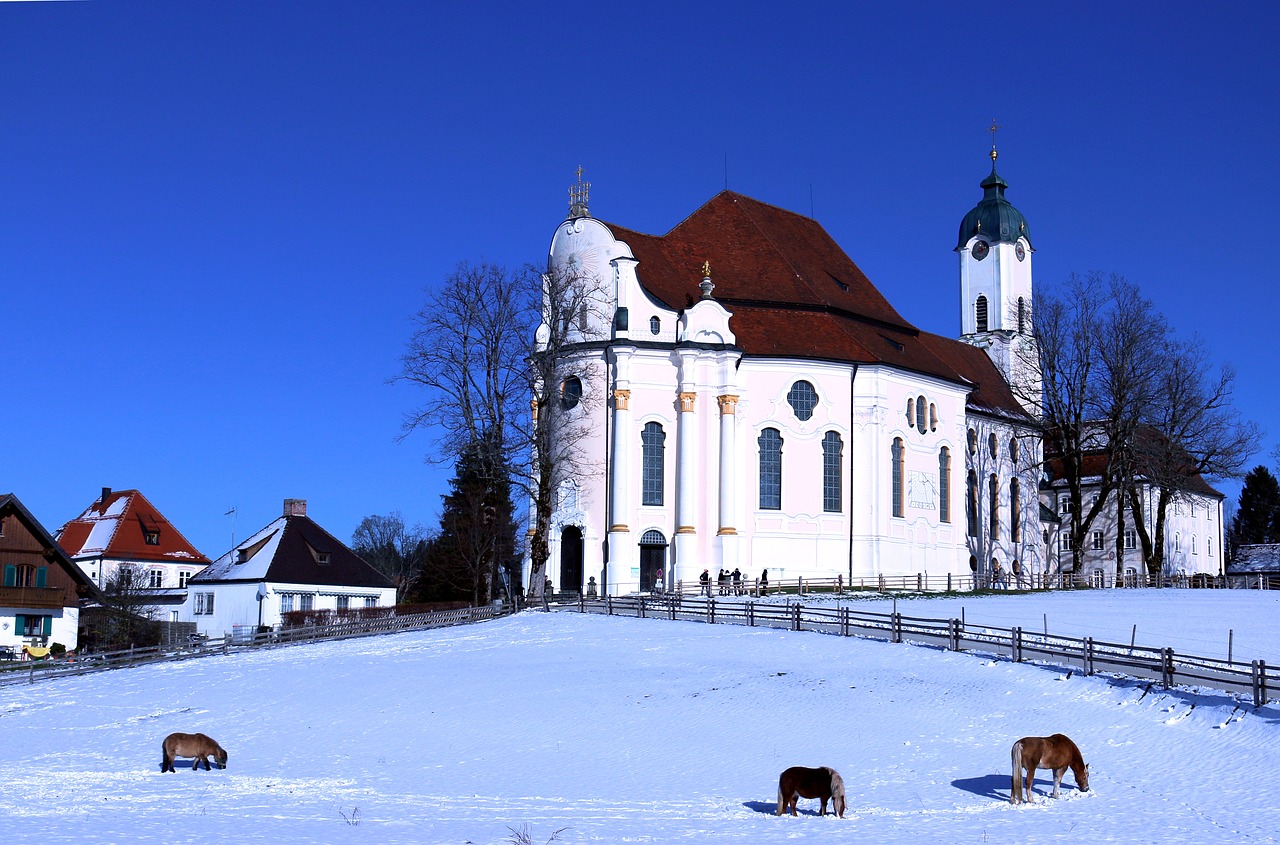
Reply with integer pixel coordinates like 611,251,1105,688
559,526,583,592
638,529,667,592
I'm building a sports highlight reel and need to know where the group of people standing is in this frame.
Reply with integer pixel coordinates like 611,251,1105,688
698,567,771,597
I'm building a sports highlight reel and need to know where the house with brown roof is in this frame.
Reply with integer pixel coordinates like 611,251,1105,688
182,499,396,637
529,160,1047,595
1,493,99,654
57,487,211,621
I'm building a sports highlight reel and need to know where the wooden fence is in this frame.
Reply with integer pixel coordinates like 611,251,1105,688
0,605,509,688
564,595,1276,708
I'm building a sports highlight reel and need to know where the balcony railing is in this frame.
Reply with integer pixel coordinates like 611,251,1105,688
0,586,66,610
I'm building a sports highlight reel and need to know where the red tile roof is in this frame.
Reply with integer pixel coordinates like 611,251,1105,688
57,489,211,566
602,191,1028,420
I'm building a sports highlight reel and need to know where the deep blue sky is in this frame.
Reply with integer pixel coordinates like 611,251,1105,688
3,1,1277,557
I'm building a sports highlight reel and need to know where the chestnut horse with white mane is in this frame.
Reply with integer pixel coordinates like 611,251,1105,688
161,732,228,773
1010,734,1088,804
775,766,846,817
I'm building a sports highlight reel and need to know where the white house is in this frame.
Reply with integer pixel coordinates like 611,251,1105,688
183,499,396,637
526,158,1045,596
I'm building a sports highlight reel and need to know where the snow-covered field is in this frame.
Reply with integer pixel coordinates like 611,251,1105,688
3,591,1279,845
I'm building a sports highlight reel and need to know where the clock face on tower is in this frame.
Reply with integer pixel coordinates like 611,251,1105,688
1016,242,1026,261
972,240,989,260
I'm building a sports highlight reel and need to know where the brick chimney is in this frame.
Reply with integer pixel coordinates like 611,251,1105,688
283,498,307,517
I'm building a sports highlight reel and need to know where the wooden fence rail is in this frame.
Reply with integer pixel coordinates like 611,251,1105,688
570,595,1275,708
0,605,510,688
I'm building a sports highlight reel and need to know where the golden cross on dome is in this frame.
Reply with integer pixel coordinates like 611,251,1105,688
988,119,1003,161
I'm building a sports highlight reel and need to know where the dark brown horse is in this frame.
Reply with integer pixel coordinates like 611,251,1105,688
1010,734,1088,804
775,766,846,817
161,732,228,773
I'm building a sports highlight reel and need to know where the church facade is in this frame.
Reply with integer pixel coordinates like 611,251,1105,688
526,154,1051,596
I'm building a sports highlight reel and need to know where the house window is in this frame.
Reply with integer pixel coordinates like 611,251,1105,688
787,381,818,421
143,530,160,545
649,316,660,335
5,564,45,588
194,592,215,615
1061,534,1074,551
966,470,978,537
1192,535,1198,554
988,475,999,540
891,438,905,518
1091,530,1104,550
16,615,51,637
1059,496,1073,515
822,431,843,513
178,571,192,588
976,295,989,332
561,376,582,410
364,596,377,609
1208,538,1214,557
300,594,314,612
915,395,927,432
336,595,350,612
1009,477,1021,542
641,422,666,506
149,569,164,589
938,447,951,524
280,594,294,614
1124,528,1137,550
758,428,782,510
316,552,331,565
1174,533,1181,552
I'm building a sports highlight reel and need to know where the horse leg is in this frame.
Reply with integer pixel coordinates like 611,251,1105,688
819,796,829,816
1051,766,1065,798
789,794,799,816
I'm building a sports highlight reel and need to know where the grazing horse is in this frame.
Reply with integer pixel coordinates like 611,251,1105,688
161,732,228,773
1010,734,1088,804
775,766,846,817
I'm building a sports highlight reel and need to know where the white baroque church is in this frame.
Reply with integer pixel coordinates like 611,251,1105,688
525,153,1213,596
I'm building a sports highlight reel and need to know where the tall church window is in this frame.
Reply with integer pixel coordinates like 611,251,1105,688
891,438,905,518
915,395,927,432
939,447,951,523
787,381,818,421
1010,477,1021,542
758,428,782,510
822,431,843,513
641,422,665,506
966,470,978,537
989,474,999,540
976,295,989,333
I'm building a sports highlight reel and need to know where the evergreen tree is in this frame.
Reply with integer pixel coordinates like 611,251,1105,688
1230,465,1280,547
429,437,518,606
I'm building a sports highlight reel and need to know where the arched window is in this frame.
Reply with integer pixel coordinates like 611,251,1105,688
988,432,998,460
976,295,989,333
915,395,927,432
561,376,582,410
822,431,843,513
929,403,937,431
758,428,782,510
1010,477,1021,542
891,438,905,517
906,396,915,426
966,470,978,537
649,316,660,335
1009,436,1019,464
967,428,977,454
989,474,1000,540
640,529,666,544
938,447,951,523
641,422,665,506
787,381,818,421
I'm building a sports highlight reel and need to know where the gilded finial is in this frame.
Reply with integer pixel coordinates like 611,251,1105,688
699,260,715,299
702,260,711,278
988,119,1003,162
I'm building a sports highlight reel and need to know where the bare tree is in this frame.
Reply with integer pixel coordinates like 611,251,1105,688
1127,335,1261,576
397,259,605,605
350,512,429,603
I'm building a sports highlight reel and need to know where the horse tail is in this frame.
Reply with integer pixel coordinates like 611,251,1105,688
1010,740,1023,803
776,782,785,816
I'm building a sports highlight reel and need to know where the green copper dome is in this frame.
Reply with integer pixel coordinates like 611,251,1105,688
956,158,1031,251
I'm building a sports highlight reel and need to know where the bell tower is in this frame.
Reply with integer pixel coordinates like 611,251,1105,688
957,125,1040,415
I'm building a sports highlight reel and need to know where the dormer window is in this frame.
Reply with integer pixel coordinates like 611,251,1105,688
316,553,331,565
144,531,160,546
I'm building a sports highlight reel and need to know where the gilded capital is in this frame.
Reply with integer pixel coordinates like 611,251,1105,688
613,388,631,410
678,391,697,413
717,394,739,415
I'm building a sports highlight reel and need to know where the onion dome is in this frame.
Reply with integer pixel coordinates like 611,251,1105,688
956,150,1031,250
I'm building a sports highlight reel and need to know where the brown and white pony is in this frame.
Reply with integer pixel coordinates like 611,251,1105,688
1010,734,1088,804
775,766,846,817
161,732,228,773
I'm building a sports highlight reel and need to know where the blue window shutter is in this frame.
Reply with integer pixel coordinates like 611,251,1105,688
36,566,48,588
42,616,52,637
14,615,24,634
3,564,14,587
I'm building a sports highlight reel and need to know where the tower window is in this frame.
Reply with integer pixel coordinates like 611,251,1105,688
976,295,989,333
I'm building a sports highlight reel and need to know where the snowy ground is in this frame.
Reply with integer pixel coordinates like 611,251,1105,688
2,591,1279,845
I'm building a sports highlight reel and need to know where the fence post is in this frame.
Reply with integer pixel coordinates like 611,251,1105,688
639,597,646,619
747,602,755,627
607,596,613,616
891,612,902,643
1083,637,1094,675
579,593,585,613
793,604,802,632
841,606,849,637
708,599,715,625
1253,660,1269,707
878,573,886,593
1161,647,1174,688
1012,626,1023,662
917,573,923,591
948,619,959,651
